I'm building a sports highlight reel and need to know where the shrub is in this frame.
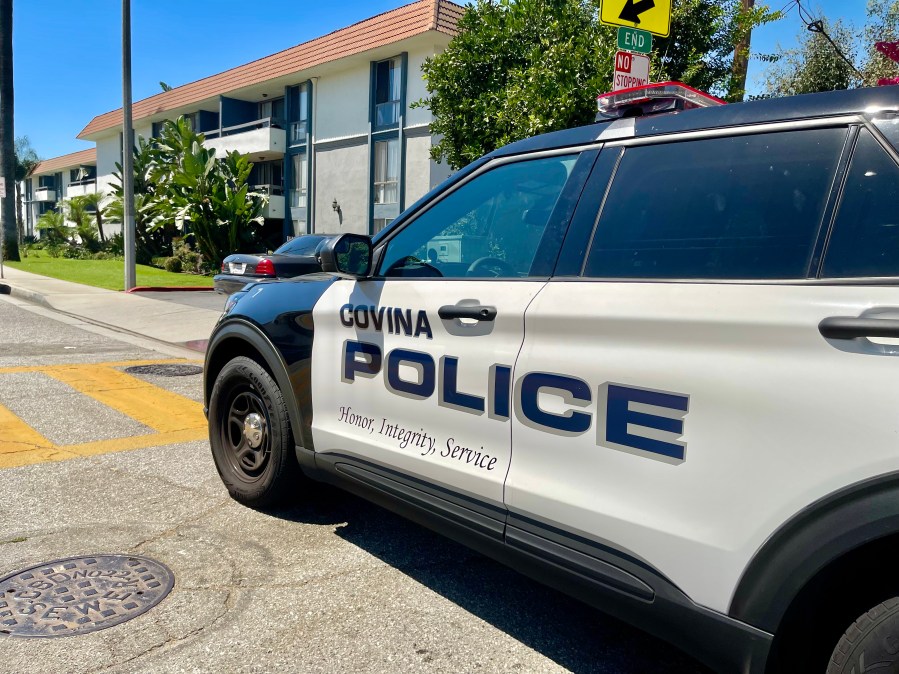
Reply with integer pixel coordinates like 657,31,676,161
163,256,183,273
92,252,111,260
151,256,167,269
45,243,63,258
104,233,124,256
170,240,201,274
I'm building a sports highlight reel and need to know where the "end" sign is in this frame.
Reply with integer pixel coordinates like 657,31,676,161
613,51,651,91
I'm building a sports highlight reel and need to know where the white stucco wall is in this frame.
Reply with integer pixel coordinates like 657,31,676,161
314,142,369,235
95,134,121,198
314,66,370,142
405,45,437,129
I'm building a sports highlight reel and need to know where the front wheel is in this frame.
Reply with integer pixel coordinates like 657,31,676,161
827,598,899,673
209,356,300,507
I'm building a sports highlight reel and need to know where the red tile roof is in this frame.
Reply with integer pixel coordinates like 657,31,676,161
31,148,97,176
78,0,463,140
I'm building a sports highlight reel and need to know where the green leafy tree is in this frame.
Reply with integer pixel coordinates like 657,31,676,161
35,209,71,245
418,0,778,169
64,196,101,252
106,135,170,264
79,191,108,245
13,136,40,244
149,117,266,270
861,0,899,86
763,18,859,96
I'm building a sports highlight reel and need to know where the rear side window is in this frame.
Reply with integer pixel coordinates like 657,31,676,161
583,129,846,279
274,235,327,255
822,130,899,278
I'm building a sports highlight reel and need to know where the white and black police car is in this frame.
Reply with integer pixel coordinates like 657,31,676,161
205,82,899,673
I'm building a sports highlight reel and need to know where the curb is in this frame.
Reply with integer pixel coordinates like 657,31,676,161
126,286,214,293
2,283,54,310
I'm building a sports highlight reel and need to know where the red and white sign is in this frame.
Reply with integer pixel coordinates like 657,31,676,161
613,51,651,92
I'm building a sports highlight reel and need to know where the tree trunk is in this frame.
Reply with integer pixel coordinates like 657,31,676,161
728,0,756,103
95,208,105,244
0,0,17,261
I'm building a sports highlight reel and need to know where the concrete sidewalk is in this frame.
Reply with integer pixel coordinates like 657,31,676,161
0,266,221,353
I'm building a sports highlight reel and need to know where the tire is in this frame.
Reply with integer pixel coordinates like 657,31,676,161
827,598,899,674
208,356,300,508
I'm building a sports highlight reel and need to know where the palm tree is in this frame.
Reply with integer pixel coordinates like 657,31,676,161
79,191,107,244
14,136,40,244
0,0,18,260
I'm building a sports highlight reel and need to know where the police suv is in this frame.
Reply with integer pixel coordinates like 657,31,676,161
204,82,899,673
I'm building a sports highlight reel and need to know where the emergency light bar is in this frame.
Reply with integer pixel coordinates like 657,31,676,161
596,81,725,120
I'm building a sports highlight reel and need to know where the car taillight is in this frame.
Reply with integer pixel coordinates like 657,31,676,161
221,261,227,273
255,258,275,276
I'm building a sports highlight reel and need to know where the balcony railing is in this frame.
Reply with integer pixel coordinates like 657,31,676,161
260,194,285,219
252,184,284,197
203,117,282,140
66,181,97,198
203,120,286,160
34,187,56,202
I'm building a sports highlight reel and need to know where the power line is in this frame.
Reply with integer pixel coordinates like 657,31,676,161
791,0,865,80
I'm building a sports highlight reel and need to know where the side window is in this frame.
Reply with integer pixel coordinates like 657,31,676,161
378,155,577,278
583,129,846,279
822,130,899,278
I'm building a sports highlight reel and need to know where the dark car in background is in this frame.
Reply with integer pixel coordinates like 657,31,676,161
213,234,334,295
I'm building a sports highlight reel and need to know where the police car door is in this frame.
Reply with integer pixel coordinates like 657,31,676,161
505,123,899,613
311,151,593,512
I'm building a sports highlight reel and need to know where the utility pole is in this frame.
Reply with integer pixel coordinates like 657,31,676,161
729,0,756,102
122,0,136,290
0,0,17,270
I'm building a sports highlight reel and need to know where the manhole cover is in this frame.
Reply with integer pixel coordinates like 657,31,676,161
0,555,174,638
124,364,203,377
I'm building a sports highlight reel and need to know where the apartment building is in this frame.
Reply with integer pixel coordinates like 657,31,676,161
57,0,462,247
23,148,98,237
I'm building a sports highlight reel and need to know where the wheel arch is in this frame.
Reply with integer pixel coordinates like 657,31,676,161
730,471,899,635
205,319,307,450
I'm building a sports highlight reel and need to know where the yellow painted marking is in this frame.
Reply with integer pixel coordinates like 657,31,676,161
0,359,200,375
0,359,209,469
45,365,206,433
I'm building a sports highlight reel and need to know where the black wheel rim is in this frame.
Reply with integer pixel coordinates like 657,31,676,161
220,387,270,480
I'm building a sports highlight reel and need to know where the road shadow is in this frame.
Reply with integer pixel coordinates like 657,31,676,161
268,484,710,674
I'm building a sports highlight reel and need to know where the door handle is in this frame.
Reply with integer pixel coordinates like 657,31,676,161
819,316,899,340
438,305,497,321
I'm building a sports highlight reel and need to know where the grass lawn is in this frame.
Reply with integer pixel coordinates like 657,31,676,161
6,250,214,291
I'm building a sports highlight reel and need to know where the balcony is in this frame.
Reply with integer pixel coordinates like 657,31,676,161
203,118,286,162
34,187,56,202
66,180,96,199
253,185,285,219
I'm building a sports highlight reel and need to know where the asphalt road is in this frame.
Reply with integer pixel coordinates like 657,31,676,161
0,296,709,674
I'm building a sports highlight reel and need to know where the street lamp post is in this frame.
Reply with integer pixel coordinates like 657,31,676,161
122,0,136,290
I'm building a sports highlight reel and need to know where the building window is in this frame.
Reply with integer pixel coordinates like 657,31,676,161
252,161,284,196
69,166,96,184
374,139,399,205
373,218,393,234
374,57,402,128
291,153,308,208
288,84,309,145
258,97,285,126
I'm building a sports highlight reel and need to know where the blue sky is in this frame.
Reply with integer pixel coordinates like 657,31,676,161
13,0,870,160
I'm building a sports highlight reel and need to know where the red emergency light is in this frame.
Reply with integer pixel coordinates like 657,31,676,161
596,81,725,120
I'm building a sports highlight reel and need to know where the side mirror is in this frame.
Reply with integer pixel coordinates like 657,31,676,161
318,234,373,278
